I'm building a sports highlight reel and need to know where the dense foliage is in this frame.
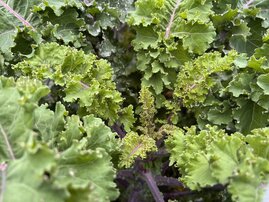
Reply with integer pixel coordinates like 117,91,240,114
1,0,269,201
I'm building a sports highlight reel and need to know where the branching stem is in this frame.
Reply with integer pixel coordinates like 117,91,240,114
0,0,33,28
165,0,182,39
0,124,16,160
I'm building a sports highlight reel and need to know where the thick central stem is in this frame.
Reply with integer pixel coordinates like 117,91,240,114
142,170,165,202
165,0,182,39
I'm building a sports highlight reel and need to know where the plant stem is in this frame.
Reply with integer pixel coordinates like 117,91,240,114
165,0,182,39
142,170,165,202
243,0,255,8
80,81,90,89
155,176,183,187
111,123,126,138
0,0,33,28
163,184,226,200
0,125,16,160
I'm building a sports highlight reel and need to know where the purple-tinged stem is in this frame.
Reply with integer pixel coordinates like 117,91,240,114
141,170,165,202
0,0,33,28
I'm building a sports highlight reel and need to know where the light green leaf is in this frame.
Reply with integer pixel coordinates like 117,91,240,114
228,156,269,202
4,142,67,202
119,132,157,168
174,21,216,54
118,105,136,132
246,128,269,159
175,51,237,107
83,115,120,154
180,0,214,24
34,102,68,148
132,26,160,50
57,142,119,202
14,43,123,124
166,125,269,202
0,77,49,160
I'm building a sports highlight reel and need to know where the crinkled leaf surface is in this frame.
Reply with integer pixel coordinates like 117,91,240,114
3,142,67,202
0,0,42,55
166,126,269,202
14,42,124,123
57,142,119,202
0,77,49,160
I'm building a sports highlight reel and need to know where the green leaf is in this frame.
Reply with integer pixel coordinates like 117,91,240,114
57,142,119,202
227,72,254,97
230,18,266,55
119,132,157,168
0,0,41,55
210,135,244,184
83,115,120,154
0,77,49,160
34,0,82,16
229,22,251,53
132,26,160,50
246,128,269,159
174,21,216,54
174,50,237,107
180,0,214,24
128,0,163,26
207,105,233,125
257,73,269,95
118,105,136,132
14,42,123,124
58,115,84,152
253,43,269,68
34,102,68,148
166,125,269,201
228,156,269,202
234,98,269,134
4,142,67,202
41,7,86,45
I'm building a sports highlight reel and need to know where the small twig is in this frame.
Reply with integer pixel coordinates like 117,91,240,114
0,0,34,28
0,125,16,160
165,0,182,39
0,163,7,202
243,0,255,9
141,170,165,202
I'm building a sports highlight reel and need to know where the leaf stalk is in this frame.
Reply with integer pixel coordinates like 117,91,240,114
0,0,34,28
141,170,165,202
0,124,16,160
165,0,182,39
